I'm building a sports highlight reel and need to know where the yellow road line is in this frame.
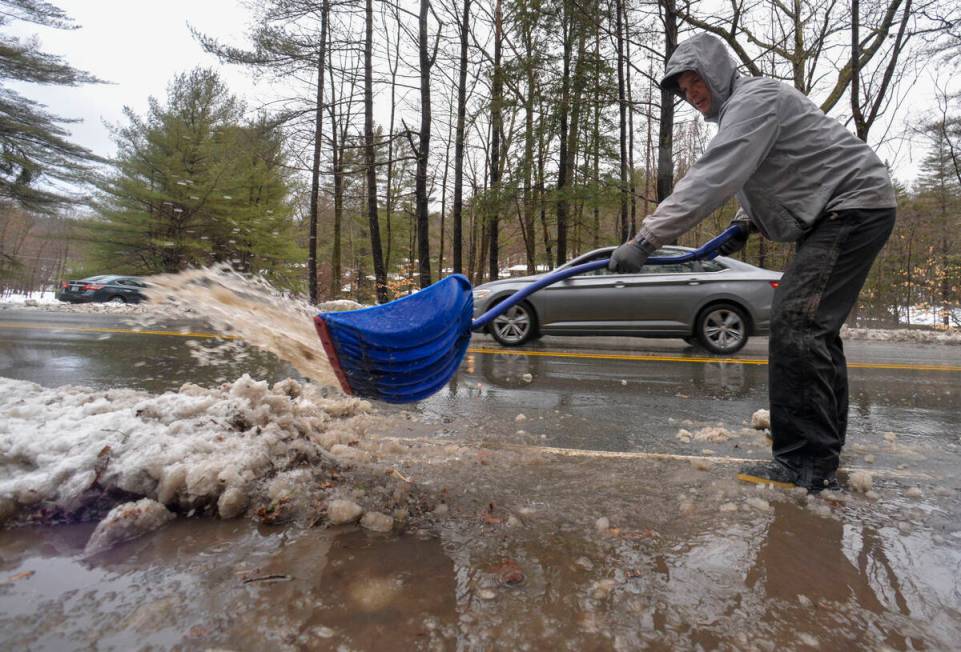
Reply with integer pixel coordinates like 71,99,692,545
466,346,961,373
0,321,237,340
2,321,957,373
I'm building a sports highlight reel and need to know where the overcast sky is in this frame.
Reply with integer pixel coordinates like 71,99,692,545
9,0,942,188
9,1,263,156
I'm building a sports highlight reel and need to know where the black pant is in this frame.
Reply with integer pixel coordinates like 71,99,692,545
769,207,896,481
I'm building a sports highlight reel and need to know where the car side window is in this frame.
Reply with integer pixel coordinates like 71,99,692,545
699,259,727,273
636,250,698,275
571,254,614,277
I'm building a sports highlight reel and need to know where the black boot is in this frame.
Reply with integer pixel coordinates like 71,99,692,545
737,461,841,493
737,461,800,490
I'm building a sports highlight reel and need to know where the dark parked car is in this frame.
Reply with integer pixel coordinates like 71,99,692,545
472,246,782,354
57,275,148,304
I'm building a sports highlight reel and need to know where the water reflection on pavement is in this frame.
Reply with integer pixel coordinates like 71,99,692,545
3,449,959,650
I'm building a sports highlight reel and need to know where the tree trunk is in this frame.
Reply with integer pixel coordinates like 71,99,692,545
416,0,433,288
592,28,600,250
616,0,629,241
327,47,345,299
452,0,471,275
555,0,573,266
307,2,328,303
537,118,553,265
385,11,401,273
487,0,503,282
365,0,387,302
657,0,678,207
438,96,454,277
624,0,637,237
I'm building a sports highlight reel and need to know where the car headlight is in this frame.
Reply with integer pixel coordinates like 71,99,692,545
472,288,492,301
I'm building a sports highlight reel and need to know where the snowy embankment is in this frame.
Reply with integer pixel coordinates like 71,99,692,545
0,375,420,552
840,325,961,345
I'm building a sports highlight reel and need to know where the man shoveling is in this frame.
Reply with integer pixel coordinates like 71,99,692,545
608,33,896,492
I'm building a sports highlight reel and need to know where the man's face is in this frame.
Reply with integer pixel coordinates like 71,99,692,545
678,70,711,115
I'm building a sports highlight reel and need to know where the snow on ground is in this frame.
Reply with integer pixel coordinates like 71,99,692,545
0,374,424,548
0,290,60,305
840,325,961,345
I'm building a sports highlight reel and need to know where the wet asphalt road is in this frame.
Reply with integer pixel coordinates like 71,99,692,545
1,307,960,463
4,306,961,649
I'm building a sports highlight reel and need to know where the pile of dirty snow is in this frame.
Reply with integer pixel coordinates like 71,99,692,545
841,325,961,345
0,375,376,526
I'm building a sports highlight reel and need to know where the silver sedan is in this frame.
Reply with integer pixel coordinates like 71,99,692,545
472,245,782,355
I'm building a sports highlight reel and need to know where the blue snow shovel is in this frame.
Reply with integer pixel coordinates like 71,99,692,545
315,226,741,403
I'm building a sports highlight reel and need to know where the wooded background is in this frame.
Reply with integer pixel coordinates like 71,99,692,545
1,0,959,327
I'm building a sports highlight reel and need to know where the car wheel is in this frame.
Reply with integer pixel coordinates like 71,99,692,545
696,303,749,355
108,295,126,304
489,300,538,346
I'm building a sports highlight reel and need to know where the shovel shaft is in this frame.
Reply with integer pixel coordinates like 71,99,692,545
471,225,740,330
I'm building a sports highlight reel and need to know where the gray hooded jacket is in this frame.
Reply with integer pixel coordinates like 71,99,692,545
637,33,896,247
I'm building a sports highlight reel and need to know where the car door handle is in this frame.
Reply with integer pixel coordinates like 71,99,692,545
614,281,626,288
687,280,701,286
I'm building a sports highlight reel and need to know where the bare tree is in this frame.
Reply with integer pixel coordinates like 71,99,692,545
451,0,472,275
365,0,387,302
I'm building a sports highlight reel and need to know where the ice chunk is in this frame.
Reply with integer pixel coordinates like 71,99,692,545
575,557,594,571
360,511,393,532
751,409,771,430
218,487,248,519
746,497,770,511
848,471,873,493
328,499,363,525
799,633,818,647
690,426,735,442
85,499,174,555
591,579,616,600
328,444,369,465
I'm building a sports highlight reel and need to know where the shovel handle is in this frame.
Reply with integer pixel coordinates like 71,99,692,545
471,225,741,330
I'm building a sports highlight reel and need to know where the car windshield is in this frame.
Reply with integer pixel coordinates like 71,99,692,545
80,275,111,282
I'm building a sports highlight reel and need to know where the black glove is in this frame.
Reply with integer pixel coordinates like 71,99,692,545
717,221,752,256
608,237,658,274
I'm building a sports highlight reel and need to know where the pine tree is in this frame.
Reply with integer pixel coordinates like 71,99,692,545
90,69,302,284
914,121,961,325
0,0,101,212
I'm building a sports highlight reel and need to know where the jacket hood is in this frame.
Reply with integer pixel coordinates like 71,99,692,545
661,33,740,122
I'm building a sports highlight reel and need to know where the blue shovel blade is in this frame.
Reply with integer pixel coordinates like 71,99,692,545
316,275,474,403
